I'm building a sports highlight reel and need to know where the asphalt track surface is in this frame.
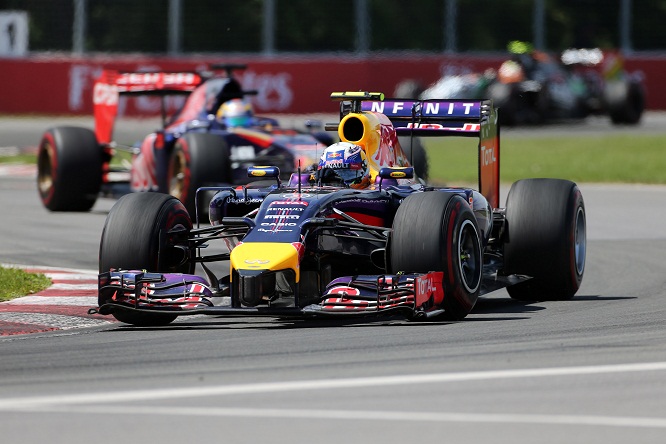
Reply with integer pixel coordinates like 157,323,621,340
0,116,666,443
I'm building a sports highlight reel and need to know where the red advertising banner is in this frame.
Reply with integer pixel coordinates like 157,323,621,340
0,54,663,116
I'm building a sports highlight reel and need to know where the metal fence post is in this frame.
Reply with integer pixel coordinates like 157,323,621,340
619,0,632,53
533,0,545,50
168,0,182,55
263,0,276,55
72,0,87,55
444,0,458,53
355,0,370,54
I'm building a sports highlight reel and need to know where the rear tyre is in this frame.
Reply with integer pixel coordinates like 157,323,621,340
504,179,586,301
99,193,194,326
487,82,519,126
37,126,102,211
605,79,644,125
390,192,482,320
168,132,231,218
398,136,429,182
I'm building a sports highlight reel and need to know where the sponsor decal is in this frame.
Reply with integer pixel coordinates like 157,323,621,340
480,144,496,166
281,193,312,199
264,214,301,219
117,72,200,87
267,206,305,212
257,228,294,233
415,272,445,306
405,122,481,132
326,286,361,296
369,101,477,116
322,162,350,169
244,259,270,265
230,145,256,161
272,200,308,206
93,82,119,106
225,197,263,204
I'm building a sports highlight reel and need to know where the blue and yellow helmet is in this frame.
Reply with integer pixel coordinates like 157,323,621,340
217,98,253,127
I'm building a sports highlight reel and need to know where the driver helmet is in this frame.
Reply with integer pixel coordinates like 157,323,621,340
217,98,253,127
498,59,525,83
317,142,369,188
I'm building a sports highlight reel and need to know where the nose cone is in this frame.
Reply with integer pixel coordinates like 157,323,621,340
230,242,302,281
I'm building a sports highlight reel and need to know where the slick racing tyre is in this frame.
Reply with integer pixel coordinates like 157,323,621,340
503,179,586,301
605,79,645,125
390,192,482,320
398,136,429,182
37,126,102,211
168,132,231,218
487,82,519,126
99,193,194,326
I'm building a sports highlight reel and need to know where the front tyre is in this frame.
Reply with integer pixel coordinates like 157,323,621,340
37,126,102,211
99,193,194,326
503,179,586,301
390,192,482,320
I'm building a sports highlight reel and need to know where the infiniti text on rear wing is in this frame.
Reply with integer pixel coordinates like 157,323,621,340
363,98,500,208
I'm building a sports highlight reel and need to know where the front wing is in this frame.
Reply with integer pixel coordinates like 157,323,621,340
92,270,447,320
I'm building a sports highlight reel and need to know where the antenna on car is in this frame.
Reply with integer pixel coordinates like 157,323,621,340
297,160,302,195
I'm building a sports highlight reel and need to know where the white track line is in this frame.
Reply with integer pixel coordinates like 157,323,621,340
1,361,665,410
26,405,666,429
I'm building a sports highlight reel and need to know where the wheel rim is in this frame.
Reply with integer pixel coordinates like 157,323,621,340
574,206,586,275
37,142,54,198
458,219,481,294
169,150,187,201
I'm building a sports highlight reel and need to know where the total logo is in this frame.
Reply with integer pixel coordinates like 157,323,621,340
416,275,435,296
481,145,496,166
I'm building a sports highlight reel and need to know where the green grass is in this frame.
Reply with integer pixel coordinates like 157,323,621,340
0,266,52,302
0,154,36,164
424,134,666,185
7,133,666,185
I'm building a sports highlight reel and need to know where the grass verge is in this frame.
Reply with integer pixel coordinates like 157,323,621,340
424,134,666,185
0,154,37,164
0,266,52,302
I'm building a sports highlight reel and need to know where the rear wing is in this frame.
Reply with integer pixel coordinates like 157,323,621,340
93,64,252,144
93,69,204,144
361,99,487,136
333,93,500,208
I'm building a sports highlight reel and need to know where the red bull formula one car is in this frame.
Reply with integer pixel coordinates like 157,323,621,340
37,64,331,215
92,91,587,326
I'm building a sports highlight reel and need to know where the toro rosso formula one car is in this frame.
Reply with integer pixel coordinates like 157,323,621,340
91,91,587,326
37,64,331,215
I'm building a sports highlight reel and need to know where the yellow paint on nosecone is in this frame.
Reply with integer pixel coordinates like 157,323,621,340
229,242,301,281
